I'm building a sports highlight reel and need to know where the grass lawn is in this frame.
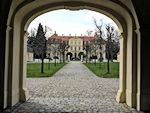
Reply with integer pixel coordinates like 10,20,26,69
84,62,119,78
27,63,67,77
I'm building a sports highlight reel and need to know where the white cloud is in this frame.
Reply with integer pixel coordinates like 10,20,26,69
85,11,111,22
52,22,95,35
28,15,95,37
84,10,118,29
27,9,119,37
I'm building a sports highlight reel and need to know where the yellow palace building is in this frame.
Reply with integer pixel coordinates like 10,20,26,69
47,32,106,61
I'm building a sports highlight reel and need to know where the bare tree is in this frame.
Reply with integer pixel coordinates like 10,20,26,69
105,23,119,73
86,29,93,36
88,44,92,63
50,38,60,67
44,26,53,39
58,42,68,63
47,39,53,69
93,18,105,68
83,42,91,63
92,39,99,65
58,44,62,64
110,31,120,62
60,41,69,63
93,18,120,72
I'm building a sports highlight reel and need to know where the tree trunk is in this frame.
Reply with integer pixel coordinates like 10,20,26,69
86,53,87,63
48,58,50,70
111,51,113,62
54,58,56,67
41,55,44,73
94,49,96,65
63,52,65,63
99,58,101,69
107,39,110,74
107,57,110,73
89,52,91,64
60,52,62,64
54,52,56,67
107,51,110,74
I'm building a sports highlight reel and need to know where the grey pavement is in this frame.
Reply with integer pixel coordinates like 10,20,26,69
2,61,144,113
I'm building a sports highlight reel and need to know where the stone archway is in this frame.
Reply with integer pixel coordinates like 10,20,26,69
78,52,84,60
4,0,141,111
66,52,73,61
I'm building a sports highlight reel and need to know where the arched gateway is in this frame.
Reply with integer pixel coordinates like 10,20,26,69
2,0,142,111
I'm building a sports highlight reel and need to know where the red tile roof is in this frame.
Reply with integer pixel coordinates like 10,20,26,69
47,32,99,44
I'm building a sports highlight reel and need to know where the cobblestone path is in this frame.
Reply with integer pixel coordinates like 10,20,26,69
2,61,143,113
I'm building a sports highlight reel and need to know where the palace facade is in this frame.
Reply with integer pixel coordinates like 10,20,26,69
47,32,106,61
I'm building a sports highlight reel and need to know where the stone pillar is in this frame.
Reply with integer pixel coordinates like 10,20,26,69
135,28,141,111
125,29,137,108
116,33,126,103
19,31,30,102
4,26,13,108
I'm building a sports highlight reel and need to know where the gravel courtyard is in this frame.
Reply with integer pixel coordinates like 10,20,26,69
3,61,143,113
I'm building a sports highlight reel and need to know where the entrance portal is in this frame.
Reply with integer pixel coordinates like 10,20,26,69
74,53,77,60
3,0,141,111
66,52,73,61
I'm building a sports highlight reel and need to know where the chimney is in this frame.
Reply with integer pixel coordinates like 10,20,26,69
69,34,71,36
62,34,64,36
81,34,82,36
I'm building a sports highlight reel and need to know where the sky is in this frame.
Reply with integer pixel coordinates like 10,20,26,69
27,9,118,38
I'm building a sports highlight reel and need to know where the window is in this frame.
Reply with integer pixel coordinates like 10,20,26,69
71,46,73,50
79,47,80,50
75,47,76,51
75,41,76,44
79,42,80,44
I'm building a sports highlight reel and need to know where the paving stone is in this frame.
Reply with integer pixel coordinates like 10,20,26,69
2,61,144,113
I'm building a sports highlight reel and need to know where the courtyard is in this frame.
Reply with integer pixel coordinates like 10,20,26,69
2,61,143,113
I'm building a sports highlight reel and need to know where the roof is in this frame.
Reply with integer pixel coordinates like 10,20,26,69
47,32,100,44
